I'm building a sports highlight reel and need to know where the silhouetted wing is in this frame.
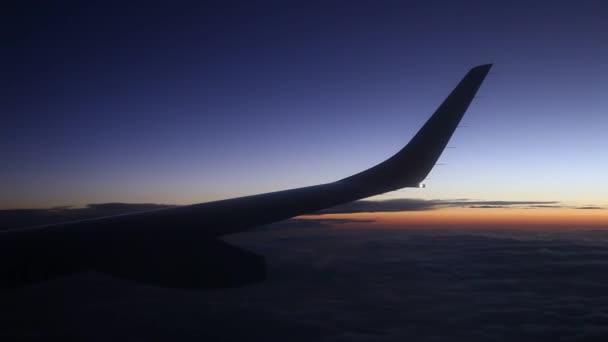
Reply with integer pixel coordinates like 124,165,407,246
0,64,491,289
340,64,492,191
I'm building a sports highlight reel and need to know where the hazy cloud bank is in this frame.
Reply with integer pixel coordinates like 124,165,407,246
0,203,173,230
5,227,608,341
316,198,565,214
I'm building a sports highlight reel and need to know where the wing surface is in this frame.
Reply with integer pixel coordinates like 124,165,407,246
0,64,491,289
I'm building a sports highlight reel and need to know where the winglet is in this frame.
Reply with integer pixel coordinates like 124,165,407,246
339,64,492,193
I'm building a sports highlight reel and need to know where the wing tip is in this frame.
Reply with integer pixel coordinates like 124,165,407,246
470,63,493,74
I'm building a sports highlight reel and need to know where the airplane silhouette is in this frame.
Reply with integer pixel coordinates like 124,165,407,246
0,64,491,290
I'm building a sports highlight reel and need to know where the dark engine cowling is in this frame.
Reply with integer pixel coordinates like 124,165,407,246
92,237,266,289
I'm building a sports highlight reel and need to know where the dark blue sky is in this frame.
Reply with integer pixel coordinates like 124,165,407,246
3,1,607,208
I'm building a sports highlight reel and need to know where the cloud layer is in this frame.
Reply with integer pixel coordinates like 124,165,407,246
316,198,565,214
4,225,608,341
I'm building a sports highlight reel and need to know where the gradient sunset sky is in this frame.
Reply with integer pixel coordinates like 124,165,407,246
3,1,607,226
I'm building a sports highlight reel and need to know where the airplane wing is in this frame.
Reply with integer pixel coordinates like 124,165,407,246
0,64,491,290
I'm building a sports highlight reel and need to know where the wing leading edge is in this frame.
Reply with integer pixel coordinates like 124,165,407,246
0,64,492,289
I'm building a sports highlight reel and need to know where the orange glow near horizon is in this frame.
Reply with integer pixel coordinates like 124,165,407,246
300,207,608,230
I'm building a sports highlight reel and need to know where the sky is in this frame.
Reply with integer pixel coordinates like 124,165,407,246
4,3,608,338
3,1,608,218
